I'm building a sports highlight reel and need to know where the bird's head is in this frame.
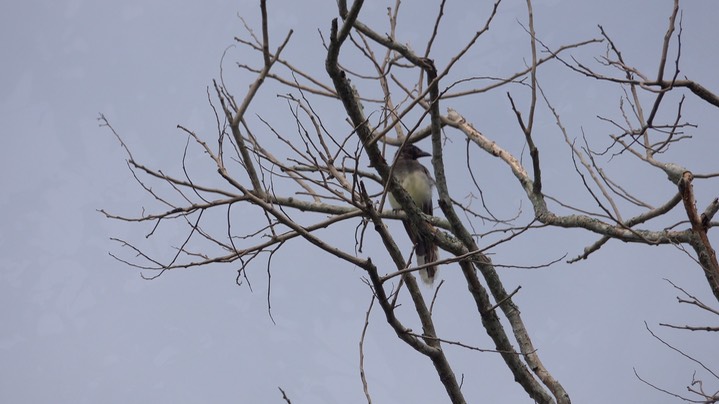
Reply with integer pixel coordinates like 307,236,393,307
397,144,431,160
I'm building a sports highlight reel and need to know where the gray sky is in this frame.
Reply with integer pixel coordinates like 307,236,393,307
2,0,718,403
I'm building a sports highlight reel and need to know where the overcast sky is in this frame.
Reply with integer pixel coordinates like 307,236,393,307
2,1,718,403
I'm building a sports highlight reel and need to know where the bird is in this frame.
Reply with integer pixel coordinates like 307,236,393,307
388,144,438,285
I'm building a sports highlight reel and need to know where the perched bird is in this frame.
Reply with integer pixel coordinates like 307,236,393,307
388,144,438,284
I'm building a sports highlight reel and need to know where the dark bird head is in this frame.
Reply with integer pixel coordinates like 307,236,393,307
397,144,431,160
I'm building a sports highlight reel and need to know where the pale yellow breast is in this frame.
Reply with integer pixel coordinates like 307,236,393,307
389,170,432,210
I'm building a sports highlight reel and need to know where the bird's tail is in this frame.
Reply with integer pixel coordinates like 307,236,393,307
403,219,438,285
417,240,438,285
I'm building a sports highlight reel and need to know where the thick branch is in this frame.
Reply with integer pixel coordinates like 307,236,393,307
446,108,692,245
678,172,719,303
427,57,564,403
327,6,466,402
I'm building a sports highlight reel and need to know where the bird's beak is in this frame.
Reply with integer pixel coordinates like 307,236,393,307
417,149,431,158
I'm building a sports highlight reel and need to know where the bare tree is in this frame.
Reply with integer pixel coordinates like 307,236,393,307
101,0,719,402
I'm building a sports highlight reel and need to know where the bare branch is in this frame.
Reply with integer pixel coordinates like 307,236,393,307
645,322,719,381
359,296,374,404
278,386,292,404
